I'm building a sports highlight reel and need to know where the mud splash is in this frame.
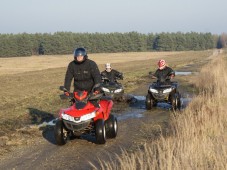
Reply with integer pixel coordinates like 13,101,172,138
38,118,57,127
180,98,192,109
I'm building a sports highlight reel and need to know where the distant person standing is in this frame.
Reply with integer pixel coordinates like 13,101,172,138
38,43,45,55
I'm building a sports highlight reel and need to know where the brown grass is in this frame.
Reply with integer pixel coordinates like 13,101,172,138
0,50,213,144
0,52,184,75
94,52,227,170
0,50,213,75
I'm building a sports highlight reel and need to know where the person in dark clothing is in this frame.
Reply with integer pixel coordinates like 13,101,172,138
38,43,45,55
101,63,123,83
152,59,175,83
64,47,102,97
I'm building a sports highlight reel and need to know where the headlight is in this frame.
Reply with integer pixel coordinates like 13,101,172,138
115,88,123,93
81,111,96,121
102,87,110,92
61,112,75,122
149,88,158,93
62,111,96,123
163,88,172,93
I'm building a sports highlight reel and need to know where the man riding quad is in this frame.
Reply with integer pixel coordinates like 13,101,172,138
64,47,102,107
152,59,175,82
146,59,181,110
101,63,123,82
101,63,124,100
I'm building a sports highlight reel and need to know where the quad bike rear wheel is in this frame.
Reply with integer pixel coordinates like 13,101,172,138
105,114,118,138
54,119,68,145
95,119,106,144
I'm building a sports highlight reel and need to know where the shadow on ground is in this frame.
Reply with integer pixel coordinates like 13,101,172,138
27,108,57,144
27,108,55,124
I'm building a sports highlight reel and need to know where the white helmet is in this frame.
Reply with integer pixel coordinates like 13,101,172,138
105,63,111,69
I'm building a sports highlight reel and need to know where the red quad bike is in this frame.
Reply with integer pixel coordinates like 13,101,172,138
54,85,118,145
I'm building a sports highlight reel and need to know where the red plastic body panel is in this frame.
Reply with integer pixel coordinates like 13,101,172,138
58,99,113,122
74,91,88,101
94,100,113,121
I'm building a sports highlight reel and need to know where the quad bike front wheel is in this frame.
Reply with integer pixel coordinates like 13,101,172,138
146,94,155,110
170,92,181,110
95,119,106,144
176,92,181,110
105,114,118,138
54,119,68,145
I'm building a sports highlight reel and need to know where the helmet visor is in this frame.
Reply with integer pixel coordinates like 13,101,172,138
75,51,86,57
74,48,86,57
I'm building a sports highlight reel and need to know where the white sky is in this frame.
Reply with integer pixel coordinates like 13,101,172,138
0,0,226,34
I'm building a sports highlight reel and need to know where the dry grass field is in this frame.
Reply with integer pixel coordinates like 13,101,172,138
95,52,227,170
0,50,212,133
0,52,183,75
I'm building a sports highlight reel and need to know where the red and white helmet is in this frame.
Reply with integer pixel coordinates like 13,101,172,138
158,59,166,70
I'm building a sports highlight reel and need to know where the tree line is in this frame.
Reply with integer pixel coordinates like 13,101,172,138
216,33,227,49
0,31,219,57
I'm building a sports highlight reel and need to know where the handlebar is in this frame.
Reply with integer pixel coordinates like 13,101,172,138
59,85,103,100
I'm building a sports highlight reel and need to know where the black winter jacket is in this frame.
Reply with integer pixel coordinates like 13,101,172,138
153,66,175,82
64,59,101,92
101,69,123,82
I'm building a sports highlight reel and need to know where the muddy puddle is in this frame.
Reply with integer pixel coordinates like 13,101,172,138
175,71,200,76
129,94,192,109
116,96,145,121
112,93,193,121
175,71,192,75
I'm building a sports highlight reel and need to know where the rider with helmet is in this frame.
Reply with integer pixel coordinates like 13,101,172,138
152,59,175,83
101,63,123,83
64,47,102,97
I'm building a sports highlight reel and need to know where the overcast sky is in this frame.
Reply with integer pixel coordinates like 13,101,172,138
0,0,226,34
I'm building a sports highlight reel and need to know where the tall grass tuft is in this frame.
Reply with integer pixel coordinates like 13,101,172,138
94,54,227,170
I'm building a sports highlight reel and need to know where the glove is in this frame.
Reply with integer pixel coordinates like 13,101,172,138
170,74,175,79
118,73,123,80
93,90,100,95
64,91,70,96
